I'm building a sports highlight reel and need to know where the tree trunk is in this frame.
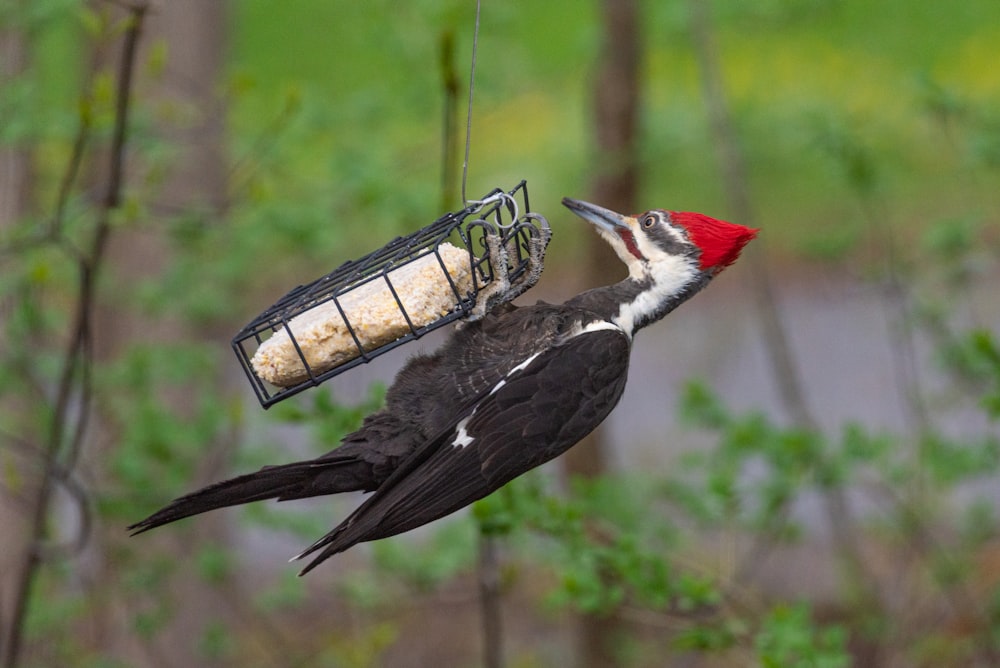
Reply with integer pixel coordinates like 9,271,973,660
82,2,235,665
564,0,640,502
564,1,641,666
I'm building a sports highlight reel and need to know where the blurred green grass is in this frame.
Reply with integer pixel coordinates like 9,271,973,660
24,0,1000,261
227,0,1000,261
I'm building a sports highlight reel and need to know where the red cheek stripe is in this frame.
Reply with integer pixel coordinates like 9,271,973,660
618,229,643,260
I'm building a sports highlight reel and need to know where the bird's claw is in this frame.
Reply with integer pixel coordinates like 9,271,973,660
466,218,551,322
466,230,511,321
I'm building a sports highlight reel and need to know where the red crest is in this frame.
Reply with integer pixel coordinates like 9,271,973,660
670,212,759,271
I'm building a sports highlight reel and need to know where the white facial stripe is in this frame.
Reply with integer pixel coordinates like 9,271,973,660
613,254,699,335
452,415,474,448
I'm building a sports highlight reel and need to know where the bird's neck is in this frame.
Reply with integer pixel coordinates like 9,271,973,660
566,273,711,338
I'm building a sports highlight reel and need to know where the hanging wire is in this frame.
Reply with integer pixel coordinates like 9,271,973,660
460,0,482,206
465,190,519,227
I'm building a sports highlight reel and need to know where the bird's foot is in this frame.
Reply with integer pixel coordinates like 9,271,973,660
467,229,511,321
500,216,551,303
466,216,551,322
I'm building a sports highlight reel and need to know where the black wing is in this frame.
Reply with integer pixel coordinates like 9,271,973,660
296,327,631,574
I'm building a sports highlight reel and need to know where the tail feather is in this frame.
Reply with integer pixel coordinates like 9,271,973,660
128,456,371,535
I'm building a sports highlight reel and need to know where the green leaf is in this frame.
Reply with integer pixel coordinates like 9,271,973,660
680,380,731,429
755,603,850,668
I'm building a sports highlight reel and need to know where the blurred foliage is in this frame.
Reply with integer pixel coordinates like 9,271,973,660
1,0,999,666
754,603,849,668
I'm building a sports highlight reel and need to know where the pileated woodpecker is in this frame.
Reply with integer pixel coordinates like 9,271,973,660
130,198,757,574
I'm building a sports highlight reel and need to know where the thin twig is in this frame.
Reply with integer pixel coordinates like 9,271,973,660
686,0,883,632
0,111,89,260
48,103,91,243
226,93,300,202
478,534,504,668
861,477,1000,666
857,197,931,435
2,4,148,666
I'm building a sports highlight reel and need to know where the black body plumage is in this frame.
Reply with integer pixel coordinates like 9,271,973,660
129,198,757,574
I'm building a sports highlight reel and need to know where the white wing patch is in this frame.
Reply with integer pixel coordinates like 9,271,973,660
506,351,542,377
453,320,626,450
451,415,475,448
564,319,628,341
453,350,547,449
575,320,624,336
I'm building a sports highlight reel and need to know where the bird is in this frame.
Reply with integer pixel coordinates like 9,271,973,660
129,197,758,575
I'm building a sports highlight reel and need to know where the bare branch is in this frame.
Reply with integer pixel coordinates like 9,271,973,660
685,0,884,637
2,4,149,665
478,534,504,668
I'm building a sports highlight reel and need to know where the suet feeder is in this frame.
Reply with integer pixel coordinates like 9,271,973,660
232,180,549,408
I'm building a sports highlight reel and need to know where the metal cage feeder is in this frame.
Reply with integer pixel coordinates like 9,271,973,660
232,180,549,408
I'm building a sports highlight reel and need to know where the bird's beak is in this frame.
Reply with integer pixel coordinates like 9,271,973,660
562,197,633,233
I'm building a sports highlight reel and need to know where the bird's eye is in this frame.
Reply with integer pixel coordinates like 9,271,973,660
642,214,657,229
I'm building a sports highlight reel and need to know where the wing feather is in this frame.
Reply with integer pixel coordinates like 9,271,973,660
296,328,631,573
